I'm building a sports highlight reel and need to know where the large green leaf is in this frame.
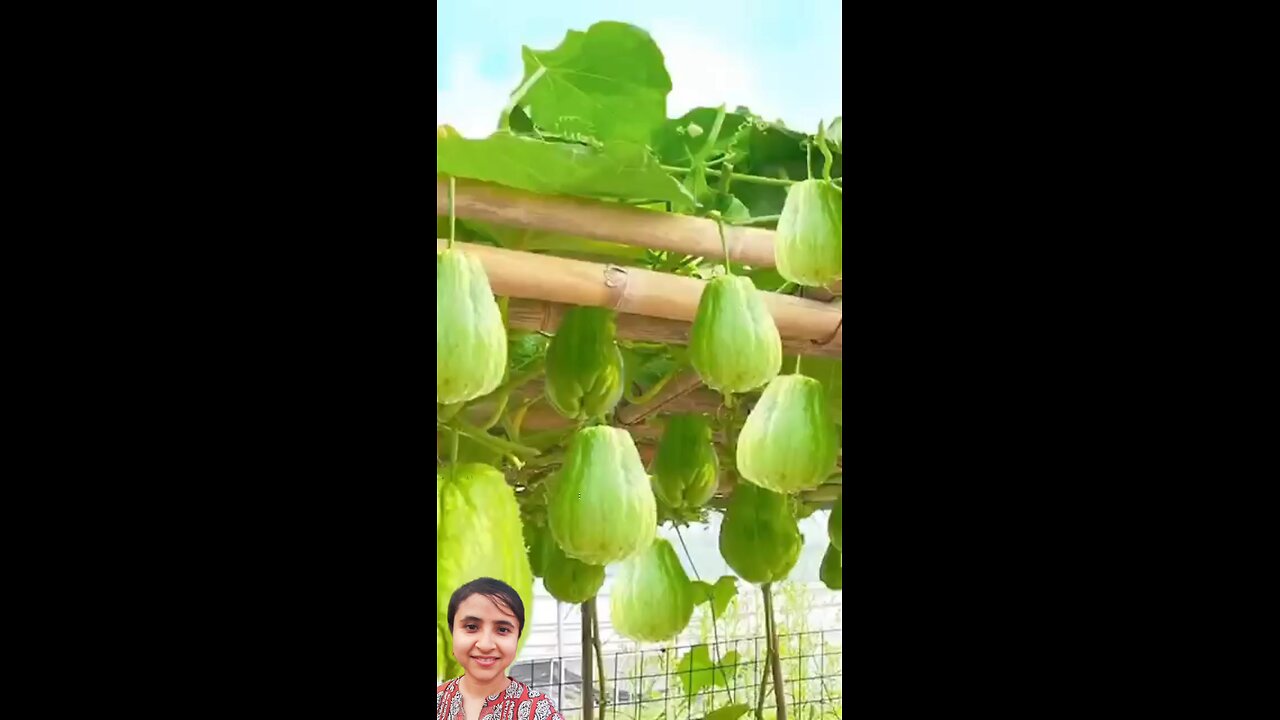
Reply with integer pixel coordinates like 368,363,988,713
674,645,740,696
691,575,738,617
511,22,671,145
438,133,693,204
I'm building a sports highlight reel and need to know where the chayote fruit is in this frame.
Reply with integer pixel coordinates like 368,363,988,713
437,248,507,405
539,530,605,604
545,307,625,421
775,179,842,287
437,463,534,660
689,275,783,395
718,482,801,584
820,543,842,590
651,414,719,511
736,375,839,494
829,491,842,553
611,538,695,642
547,426,656,565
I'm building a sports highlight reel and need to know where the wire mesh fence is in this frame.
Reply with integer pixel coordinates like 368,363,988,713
509,629,842,720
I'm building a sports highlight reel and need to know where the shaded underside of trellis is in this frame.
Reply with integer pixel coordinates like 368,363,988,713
437,177,843,508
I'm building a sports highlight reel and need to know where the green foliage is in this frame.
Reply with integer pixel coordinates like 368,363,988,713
513,22,671,145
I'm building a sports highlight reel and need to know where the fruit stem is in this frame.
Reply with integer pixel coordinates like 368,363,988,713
675,526,734,704
662,165,797,187
714,214,732,276
795,355,803,375
733,214,781,226
624,360,685,405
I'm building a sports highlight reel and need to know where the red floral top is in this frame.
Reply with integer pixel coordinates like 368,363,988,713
436,677,565,720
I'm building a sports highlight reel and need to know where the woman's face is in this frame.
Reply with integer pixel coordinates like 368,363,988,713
452,593,520,683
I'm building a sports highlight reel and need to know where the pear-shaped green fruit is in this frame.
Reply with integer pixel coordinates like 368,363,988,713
437,248,507,405
737,375,839,493
437,463,534,658
775,179,842,287
718,482,802,584
611,538,695,642
829,491,842,552
820,543,842,590
689,275,782,395
548,426,656,565
651,414,719,511
539,531,606,604
545,307,625,421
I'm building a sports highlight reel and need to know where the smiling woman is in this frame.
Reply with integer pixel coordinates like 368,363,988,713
437,578,567,720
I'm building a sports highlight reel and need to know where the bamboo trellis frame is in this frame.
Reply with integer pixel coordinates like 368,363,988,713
436,176,844,505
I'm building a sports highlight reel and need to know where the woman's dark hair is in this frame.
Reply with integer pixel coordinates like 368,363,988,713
447,577,525,636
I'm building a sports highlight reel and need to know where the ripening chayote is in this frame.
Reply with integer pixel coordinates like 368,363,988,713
736,375,839,494
689,275,782,395
820,543,842,590
651,414,719,511
775,179,842,287
547,426,656,565
611,538,695,642
719,482,802,584
436,463,534,665
437,248,507,405
544,307,625,421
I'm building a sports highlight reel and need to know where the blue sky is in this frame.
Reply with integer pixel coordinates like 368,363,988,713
437,0,842,139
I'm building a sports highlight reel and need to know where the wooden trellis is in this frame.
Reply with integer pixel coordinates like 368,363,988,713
436,177,843,507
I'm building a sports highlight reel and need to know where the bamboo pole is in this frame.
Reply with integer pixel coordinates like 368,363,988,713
437,177,779,269
437,241,843,354
506,299,842,359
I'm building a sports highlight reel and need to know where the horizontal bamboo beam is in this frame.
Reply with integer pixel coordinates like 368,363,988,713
438,177,778,269
438,241,843,356
506,299,842,359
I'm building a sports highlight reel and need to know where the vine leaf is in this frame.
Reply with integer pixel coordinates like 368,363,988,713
437,133,694,205
512,22,672,145
675,645,740,696
705,703,751,720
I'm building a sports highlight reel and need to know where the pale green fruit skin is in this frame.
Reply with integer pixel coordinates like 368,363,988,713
437,463,534,660
544,307,625,421
611,538,695,642
437,249,507,405
548,427,656,565
829,492,842,552
718,482,802,584
540,532,606,604
775,179,842,287
737,375,839,494
651,414,719,510
689,275,783,395
820,543,842,590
